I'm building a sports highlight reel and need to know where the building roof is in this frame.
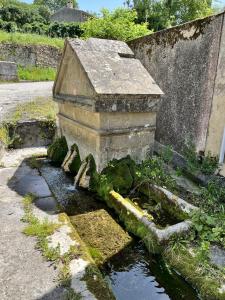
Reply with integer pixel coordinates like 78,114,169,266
50,7,91,23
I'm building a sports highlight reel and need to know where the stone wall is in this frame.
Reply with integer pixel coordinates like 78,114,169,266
0,43,62,68
129,13,225,155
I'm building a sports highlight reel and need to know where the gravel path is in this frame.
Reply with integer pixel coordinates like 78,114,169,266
0,81,54,121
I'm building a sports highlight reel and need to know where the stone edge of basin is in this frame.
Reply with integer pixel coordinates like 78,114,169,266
108,191,193,254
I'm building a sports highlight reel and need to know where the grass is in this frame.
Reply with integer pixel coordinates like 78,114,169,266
21,193,61,261
18,66,56,81
0,124,11,145
10,97,57,122
0,30,64,48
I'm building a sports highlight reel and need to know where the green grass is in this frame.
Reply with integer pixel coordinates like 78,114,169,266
0,30,64,48
0,124,10,145
21,193,61,261
10,97,56,122
18,66,56,81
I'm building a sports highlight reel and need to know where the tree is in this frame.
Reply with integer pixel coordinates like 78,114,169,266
126,0,214,31
33,0,78,12
81,8,151,41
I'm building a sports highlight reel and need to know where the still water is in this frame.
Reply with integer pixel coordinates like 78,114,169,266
102,241,199,300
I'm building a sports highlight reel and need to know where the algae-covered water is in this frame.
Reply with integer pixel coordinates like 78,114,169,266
102,241,199,300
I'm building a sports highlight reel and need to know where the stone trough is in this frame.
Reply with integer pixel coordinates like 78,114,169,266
106,190,196,253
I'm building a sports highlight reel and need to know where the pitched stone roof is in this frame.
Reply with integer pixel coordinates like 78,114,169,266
67,38,163,96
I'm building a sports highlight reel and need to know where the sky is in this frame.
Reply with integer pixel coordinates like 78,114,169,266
23,0,225,13
23,0,125,11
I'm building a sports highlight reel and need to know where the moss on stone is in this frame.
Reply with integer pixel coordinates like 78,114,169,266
95,156,137,195
75,154,98,189
62,143,81,175
164,244,225,300
47,136,68,167
70,209,132,265
106,191,161,253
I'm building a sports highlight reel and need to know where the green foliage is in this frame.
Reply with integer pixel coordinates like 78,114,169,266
0,20,83,38
81,8,151,41
18,66,56,81
0,3,50,26
128,0,214,31
188,178,225,249
48,22,83,38
136,155,176,191
47,136,69,166
34,0,78,13
0,0,82,39
183,142,219,175
191,209,225,248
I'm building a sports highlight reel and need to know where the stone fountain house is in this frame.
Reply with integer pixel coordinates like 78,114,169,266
53,38,163,171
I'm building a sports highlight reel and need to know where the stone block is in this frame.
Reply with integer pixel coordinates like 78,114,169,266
0,61,18,81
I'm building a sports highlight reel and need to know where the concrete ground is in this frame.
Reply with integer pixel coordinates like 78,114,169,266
0,148,65,300
0,81,53,120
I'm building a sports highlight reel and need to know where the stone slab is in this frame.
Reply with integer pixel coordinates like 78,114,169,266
0,147,47,168
7,164,52,198
0,61,18,81
210,245,225,269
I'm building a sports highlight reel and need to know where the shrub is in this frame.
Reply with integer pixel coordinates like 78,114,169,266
81,8,150,41
48,22,83,38
0,20,17,32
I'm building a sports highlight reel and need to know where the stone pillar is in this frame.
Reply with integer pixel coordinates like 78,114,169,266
53,38,163,171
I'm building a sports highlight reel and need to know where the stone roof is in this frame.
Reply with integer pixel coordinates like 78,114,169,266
67,38,163,96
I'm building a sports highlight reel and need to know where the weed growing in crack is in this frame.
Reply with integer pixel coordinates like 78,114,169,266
21,193,61,261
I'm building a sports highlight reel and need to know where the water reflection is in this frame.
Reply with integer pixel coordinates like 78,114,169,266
102,242,199,300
